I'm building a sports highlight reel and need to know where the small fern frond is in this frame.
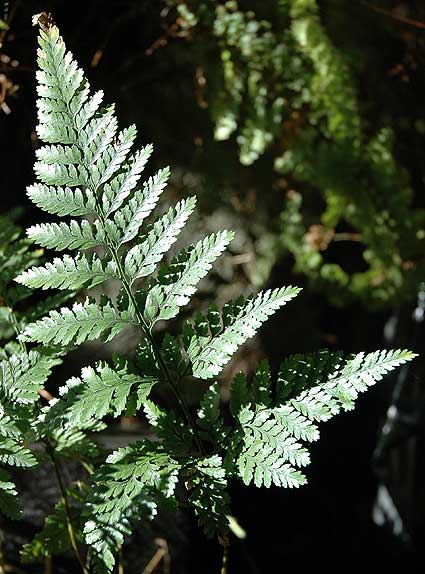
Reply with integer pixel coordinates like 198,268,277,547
15,254,117,291
123,197,197,284
197,383,228,445
20,297,133,345
185,455,231,538
281,349,416,419
0,469,21,518
228,348,416,488
144,230,234,325
0,349,62,404
26,220,106,251
84,442,179,573
21,488,83,562
26,184,98,217
46,362,157,429
187,286,301,379
113,167,170,244
0,437,37,468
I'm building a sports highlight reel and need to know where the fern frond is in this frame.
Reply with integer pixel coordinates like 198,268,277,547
197,383,228,445
188,286,301,379
26,184,97,217
113,167,170,243
26,220,106,251
144,399,195,455
0,349,62,404
229,372,250,418
252,359,273,407
0,469,21,518
144,230,234,325
281,349,416,420
15,254,117,291
124,197,197,284
229,348,416,488
49,362,157,429
103,144,154,216
21,489,83,562
84,442,179,573
185,455,231,537
0,437,37,468
20,297,132,345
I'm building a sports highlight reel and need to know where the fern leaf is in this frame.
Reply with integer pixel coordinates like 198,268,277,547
19,297,132,345
27,184,97,217
144,230,234,325
21,489,83,562
277,349,344,402
0,469,21,518
26,220,106,251
279,349,417,421
229,372,250,417
103,144,154,216
84,442,179,573
0,349,62,404
0,437,37,468
252,359,272,407
230,349,416,489
144,400,195,455
113,167,170,244
15,254,117,291
124,197,196,284
188,286,301,379
52,362,157,428
197,383,228,444
185,455,230,537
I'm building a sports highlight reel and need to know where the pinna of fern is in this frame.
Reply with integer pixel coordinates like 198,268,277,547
5,13,417,574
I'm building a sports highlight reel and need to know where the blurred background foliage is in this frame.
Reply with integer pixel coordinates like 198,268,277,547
2,0,425,310
1,1,425,571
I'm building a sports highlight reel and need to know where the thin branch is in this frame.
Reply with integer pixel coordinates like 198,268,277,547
46,444,90,574
362,1,425,29
221,542,229,574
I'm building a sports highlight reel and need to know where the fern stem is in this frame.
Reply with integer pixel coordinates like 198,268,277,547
106,240,205,455
46,444,90,574
221,543,229,574
7,306,27,354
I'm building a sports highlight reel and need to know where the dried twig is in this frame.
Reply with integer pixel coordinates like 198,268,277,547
363,1,425,29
